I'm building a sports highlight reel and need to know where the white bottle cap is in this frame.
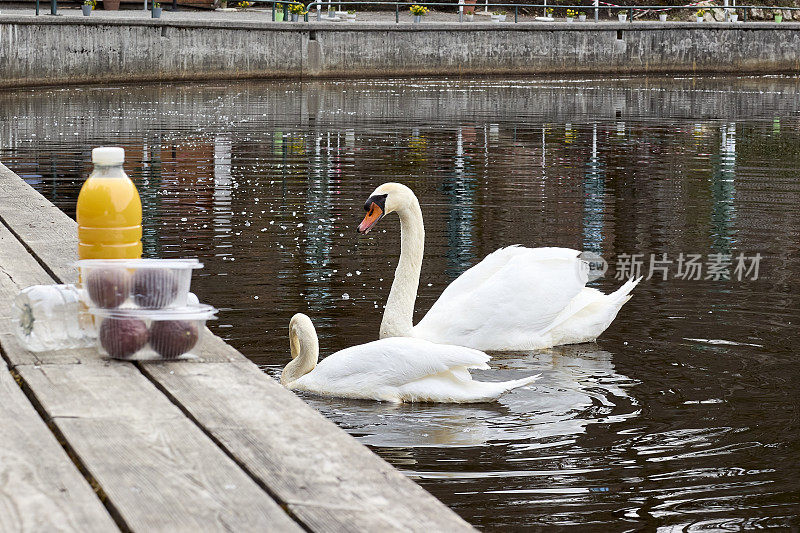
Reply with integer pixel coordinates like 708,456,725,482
92,147,125,165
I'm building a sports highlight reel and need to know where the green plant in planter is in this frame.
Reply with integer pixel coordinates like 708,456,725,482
288,2,305,13
545,7,553,16
84,0,96,6
696,9,705,18
409,4,428,15
237,0,252,7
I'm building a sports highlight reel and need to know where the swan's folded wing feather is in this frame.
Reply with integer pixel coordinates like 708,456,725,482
309,337,490,390
433,246,581,305
414,248,587,349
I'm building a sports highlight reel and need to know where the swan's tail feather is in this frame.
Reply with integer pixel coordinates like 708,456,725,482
495,373,541,393
608,276,642,308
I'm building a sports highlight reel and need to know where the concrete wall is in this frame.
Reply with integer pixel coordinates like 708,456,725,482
1,17,800,87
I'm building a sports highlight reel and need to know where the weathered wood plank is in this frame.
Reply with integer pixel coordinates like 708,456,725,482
17,362,302,533
0,361,119,533
0,163,79,285
144,361,477,533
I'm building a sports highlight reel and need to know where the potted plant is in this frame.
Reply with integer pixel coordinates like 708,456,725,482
578,11,587,21
499,10,507,21
410,4,427,23
566,8,576,22
659,12,667,21
346,9,356,20
491,10,500,21
546,7,553,18
463,0,476,19
275,5,285,20
289,3,304,21
238,0,252,8
151,1,162,17
696,9,705,22
729,11,738,21
327,6,335,18
464,11,474,21
81,0,94,16
617,11,627,22
774,11,783,22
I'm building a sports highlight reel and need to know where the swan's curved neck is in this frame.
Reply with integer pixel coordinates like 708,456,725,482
381,198,424,338
281,331,319,385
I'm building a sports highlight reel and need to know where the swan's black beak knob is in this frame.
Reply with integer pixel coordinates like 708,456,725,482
357,194,387,235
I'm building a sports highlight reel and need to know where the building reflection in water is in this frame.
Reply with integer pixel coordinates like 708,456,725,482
583,123,606,256
303,129,338,313
711,123,737,253
441,126,476,281
213,133,233,246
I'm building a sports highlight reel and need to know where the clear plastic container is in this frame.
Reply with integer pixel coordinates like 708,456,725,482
78,258,202,310
11,284,203,353
11,284,97,352
89,304,217,360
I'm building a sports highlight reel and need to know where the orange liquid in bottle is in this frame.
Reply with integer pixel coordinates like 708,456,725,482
77,148,142,260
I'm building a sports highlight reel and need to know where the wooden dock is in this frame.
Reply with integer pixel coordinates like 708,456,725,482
0,162,476,533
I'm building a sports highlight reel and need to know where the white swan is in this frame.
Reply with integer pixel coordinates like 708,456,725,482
357,183,641,351
281,313,540,403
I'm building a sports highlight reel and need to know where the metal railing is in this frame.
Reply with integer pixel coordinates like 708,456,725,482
33,0,799,24
300,2,800,23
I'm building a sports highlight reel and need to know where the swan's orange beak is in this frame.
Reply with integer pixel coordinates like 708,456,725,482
358,203,384,235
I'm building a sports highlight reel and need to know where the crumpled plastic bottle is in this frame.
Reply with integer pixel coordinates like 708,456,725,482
11,284,96,352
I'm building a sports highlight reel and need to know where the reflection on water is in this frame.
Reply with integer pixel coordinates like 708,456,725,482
2,76,800,531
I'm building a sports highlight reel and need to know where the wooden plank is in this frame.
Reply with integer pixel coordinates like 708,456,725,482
0,163,79,285
0,361,119,533
144,361,477,533
17,362,302,533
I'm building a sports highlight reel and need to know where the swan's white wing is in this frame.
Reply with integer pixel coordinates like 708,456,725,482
303,337,490,392
413,247,587,350
433,246,581,303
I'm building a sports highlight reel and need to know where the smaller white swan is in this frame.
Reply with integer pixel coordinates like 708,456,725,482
281,313,540,403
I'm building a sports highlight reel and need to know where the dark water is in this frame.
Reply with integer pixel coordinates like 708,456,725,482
2,77,800,531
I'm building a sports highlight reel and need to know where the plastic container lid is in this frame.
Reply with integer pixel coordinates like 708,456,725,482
92,147,125,166
89,303,218,321
77,258,203,270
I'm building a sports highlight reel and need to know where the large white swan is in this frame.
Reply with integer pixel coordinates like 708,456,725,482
281,313,540,403
357,183,641,351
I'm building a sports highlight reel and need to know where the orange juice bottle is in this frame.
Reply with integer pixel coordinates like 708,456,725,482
77,147,142,259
